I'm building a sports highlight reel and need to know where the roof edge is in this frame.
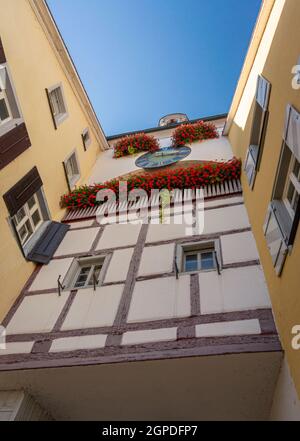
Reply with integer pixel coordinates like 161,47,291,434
107,113,228,141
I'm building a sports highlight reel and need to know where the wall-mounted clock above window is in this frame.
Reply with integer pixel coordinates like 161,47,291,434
135,146,191,169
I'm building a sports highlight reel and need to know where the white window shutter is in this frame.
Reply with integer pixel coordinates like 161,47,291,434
284,104,300,163
256,75,271,110
264,205,288,276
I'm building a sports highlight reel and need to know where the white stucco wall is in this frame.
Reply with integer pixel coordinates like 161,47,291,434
61,285,123,330
88,136,233,184
127,276,191,323
199,266,271,315
221,231,260,264
138,244,175,276
104,248,134,283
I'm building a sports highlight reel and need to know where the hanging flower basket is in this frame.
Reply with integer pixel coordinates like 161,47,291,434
114,133,160,158
171,120,219,147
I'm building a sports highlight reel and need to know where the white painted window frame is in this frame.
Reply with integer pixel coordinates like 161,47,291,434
244,74,271,189
14,194,44,246
64,149,81,190
176,239,222,275
0,64,24,137
47,83,68,128
82,127,91,150
282,156,300,219
63,255,110,291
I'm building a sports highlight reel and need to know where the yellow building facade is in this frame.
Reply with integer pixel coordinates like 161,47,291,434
225,0,300,396
0,0,108,320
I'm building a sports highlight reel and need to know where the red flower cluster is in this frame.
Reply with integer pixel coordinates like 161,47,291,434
114,133,160,158
171,121,219,147
61,158,241,210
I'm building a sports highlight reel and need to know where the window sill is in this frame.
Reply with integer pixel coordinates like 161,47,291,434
0,118,24,138
68,174,81,190
180,268,218,276
54,112,68,128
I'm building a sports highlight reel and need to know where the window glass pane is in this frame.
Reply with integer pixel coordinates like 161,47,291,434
201,251,215,270
31,209,41,227
293,159,300,181
74,266,91,288
27,195,36,210
87,265,102,286
287,183,295,205
15,207,26,224
293,192,299,213
18,225,28,242
50,87,66,116
18,220,33,244
70,155,78,175
185,254,198,272
0,97,10,122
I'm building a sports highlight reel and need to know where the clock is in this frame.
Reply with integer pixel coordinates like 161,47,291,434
135,146,191,169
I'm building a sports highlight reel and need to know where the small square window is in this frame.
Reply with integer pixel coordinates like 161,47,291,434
63,256,107,291
64,150,80,190
184,248,216,272
82,128,91,150
47,84,68,128
176,240,221,275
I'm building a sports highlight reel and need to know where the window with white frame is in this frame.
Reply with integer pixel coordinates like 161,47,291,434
176,240,221,274
47,84,68,128
283,155,300,219
64,150,80,189
264,104,300,276
63,256,107,291
0,65,23,136
184,248,216,272
14,193,43,245
82,128,91,150
244,75,271,188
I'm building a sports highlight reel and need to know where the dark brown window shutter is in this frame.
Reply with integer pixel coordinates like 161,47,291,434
3,166,43,216
0,123,31,170
0,37,6,64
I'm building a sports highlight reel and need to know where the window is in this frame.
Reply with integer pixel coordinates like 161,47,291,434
264,104,300,276
176,240,221,275
63,150,80,190
0,87,12,125
63,256,107,291
46,84,68,128
244,75,271,188
0,42,31,169
184,248,216,272
283,156,300,218
14,193,43,245
82,128,91,151
0,65,23,137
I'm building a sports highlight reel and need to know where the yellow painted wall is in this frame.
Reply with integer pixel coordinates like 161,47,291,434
228,0,300,395
0,0,103,320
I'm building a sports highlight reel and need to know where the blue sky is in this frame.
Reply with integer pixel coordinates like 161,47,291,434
47,0,262,136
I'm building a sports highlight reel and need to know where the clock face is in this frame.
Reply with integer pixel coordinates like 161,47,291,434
135,146,191,169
